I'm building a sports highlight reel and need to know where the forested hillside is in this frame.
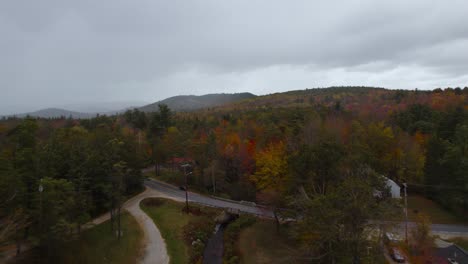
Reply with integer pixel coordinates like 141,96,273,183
128,86,467,260
1,86,467,262
139,93,256,112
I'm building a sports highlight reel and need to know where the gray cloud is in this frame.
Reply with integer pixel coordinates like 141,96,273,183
1,0,467,114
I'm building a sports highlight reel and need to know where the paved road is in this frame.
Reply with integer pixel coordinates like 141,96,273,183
144,179,274,218
389,222,468,239
145,179,468,237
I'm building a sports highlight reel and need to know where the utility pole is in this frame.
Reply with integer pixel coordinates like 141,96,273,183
181,164,192,214
39,179,43,234
403,182,408,244
138,130,141,153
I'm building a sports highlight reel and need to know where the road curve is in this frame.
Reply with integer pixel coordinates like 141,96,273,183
88,188,172,264
145,178,468,237
144,179,275,218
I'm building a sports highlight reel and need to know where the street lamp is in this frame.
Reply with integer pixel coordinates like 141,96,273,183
181,164,192,214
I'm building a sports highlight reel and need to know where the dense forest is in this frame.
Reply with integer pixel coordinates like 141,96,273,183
1,86,467,262
0,115,145,258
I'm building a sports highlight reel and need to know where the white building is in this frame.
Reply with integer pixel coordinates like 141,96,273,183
374,176,401,199
385,177,401,199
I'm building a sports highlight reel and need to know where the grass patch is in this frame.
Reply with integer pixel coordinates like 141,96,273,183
141,198,218,264
407,195,467,224
447,237,468,251
238,221,386,264
13,213,143,264
238,220,301,264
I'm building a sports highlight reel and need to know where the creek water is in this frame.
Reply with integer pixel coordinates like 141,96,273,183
202,223,227,264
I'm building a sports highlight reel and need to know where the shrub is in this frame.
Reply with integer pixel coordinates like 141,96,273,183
223,215,256,263
183,216,216,263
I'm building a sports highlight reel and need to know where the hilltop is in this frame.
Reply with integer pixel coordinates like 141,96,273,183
139,93,256,112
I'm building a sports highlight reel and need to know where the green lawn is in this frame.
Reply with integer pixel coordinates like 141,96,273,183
13,213,143,264
406,195,467,224
140,198,218,264
238,221,300,264
141,198,191,264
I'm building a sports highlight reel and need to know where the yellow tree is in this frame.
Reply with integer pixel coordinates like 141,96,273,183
251,141,290,230
251,141,289,192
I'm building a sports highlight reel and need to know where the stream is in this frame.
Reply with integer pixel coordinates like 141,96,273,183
202,223,227,264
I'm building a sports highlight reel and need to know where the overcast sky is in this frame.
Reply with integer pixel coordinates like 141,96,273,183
1,0,468,114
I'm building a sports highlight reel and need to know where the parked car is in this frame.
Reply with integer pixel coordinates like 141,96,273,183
447,258,459,264
389,247,406,263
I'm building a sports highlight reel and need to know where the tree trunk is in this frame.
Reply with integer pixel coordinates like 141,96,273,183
117,207,121,240
273,208,280,233
110,208,115,231
23,226,29,240
328,241,335,264
15,225,21,256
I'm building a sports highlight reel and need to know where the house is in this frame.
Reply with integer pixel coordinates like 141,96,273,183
374,176,401,199
385,177,401,199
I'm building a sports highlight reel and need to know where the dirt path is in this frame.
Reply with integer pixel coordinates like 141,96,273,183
1,187,179,264
85,187,180,264
125,188,171,264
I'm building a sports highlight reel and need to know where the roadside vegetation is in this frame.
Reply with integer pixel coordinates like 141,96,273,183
222,215,257,264
407,195,467,225
11,213,143,264
237,220,299,264
141,198,219,264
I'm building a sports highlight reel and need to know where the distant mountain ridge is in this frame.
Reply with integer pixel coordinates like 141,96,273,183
139,93,256,112
3,100,148,119
3,93,257,118
6,108,100,119
5,107,133,119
